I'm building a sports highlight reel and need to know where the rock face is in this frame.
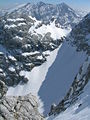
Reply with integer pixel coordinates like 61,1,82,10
69,13,90,54
49,13,90,116
0,80,8,99
0,13,62,86
0,80,44,120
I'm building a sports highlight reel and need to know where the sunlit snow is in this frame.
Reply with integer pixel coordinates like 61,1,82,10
29,19,71,40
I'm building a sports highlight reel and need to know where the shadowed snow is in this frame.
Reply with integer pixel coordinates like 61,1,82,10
38,41,87,115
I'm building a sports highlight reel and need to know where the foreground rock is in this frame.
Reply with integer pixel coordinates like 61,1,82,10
0,80,44,120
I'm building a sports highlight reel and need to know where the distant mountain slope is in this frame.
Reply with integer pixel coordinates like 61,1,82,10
0,9,7,16
0,4,25,17
9,2,82,28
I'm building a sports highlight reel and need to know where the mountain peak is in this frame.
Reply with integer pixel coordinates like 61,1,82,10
60,2,69,7
24,2,31,8
37,1,46,6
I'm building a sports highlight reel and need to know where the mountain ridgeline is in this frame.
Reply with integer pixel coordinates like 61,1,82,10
7,2,82,28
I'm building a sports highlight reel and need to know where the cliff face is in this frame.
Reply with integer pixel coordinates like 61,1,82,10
0,80,44,120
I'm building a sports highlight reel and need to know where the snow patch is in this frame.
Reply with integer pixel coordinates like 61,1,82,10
29,16,37,21
0,68,3,72
5,24,17,29
8,66,15,72
8,55,17,61
22,51,40,56
14,36,23,40
7,18,25,22
18,22,26,26
37,55,43,60
29,19,71,40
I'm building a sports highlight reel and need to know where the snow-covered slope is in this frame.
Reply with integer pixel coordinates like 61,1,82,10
38,13,90,116
47,80,90,120
46,13,90,118
47,57,90,120
38,39,87,115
